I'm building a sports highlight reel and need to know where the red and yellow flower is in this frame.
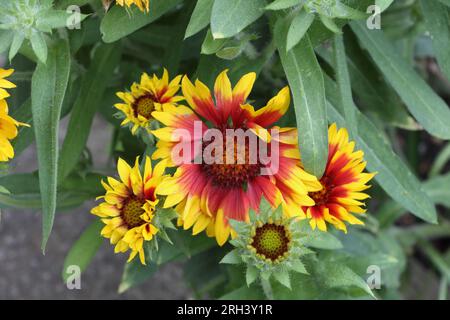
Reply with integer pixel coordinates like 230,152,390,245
151,70,321,245
114,69,183,135
91,157,168,264
302,124,375,233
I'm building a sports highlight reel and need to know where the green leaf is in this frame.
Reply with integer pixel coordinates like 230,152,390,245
62,220,104,282
210,0,266,39
0,172,103,210
31,39,71,251
56,0,92,7
286,10,315,51
58,43,121,182
290,260,308,274
185,0,214,39
420,0,450,82
266,0,301,10
424,173,450,208
351,21,450,140
219,284,265,299
275,17,328,177
9,32,25,61
317,35,415,129
316,258,375,298
220,249,242,264
333,34,357,138
246,265,259,286
325,76,438,224
118,259,158,294
201,28,227,55
0,30,13,53
376,0,394,12
437,0,450,7
37,10,89,31
100,0,183,43
430,143,450,177
302,229,343,250
273,269,291,289
30,31,48,63
319,15,341,34
216,46,242,60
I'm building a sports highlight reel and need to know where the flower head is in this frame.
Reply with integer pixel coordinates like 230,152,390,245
114,69,183,135
302,124,375,233
221,198,313,288
0,69,30,162
115,0,150,13
91,157,171,264
151,70,321,245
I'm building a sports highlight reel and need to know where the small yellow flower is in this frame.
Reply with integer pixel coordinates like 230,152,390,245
91,156,168,264
0,69,30,162
115,0,150,13
115,69,183,135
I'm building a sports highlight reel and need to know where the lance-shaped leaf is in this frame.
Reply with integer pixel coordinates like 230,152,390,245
31,39,71,251
210,0,266,39
275,17,328,177
420,0,450,82
351,21,450,140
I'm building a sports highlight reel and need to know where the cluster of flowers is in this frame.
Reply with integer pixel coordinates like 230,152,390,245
91,69,375,273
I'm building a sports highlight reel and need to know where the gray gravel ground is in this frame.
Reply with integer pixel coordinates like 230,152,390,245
0,116,191,299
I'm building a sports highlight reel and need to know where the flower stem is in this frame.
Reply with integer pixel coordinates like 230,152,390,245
418,241,450,283
261,278,274,300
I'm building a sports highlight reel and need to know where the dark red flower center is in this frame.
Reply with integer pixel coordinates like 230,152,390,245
134,95,155,119
122,197,146,228
201,132,263,188
251,223,290,261
309,178,333,205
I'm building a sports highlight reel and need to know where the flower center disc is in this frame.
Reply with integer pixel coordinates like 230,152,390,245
135,96,155,119
201,136,262,188
309,180,332,205
251,223,290,261
122,198,146,228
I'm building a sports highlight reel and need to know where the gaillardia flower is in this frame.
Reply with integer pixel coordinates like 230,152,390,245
0,69,30,162
114,69,183,135
115,0,150,12
151,70,322,245
302,123,375,233
91,157,170,264
221,198,312,288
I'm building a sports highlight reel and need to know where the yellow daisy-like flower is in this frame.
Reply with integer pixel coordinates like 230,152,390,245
0,69,16,100
0,69,30,162
151,70,322,246
91,157,168,264
115,0,150,12
301,123,375,233
114,69,183,135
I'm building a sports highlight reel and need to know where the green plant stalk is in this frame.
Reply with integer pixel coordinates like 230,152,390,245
418,241,450,283
439,276,448,300
261,278,274,300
